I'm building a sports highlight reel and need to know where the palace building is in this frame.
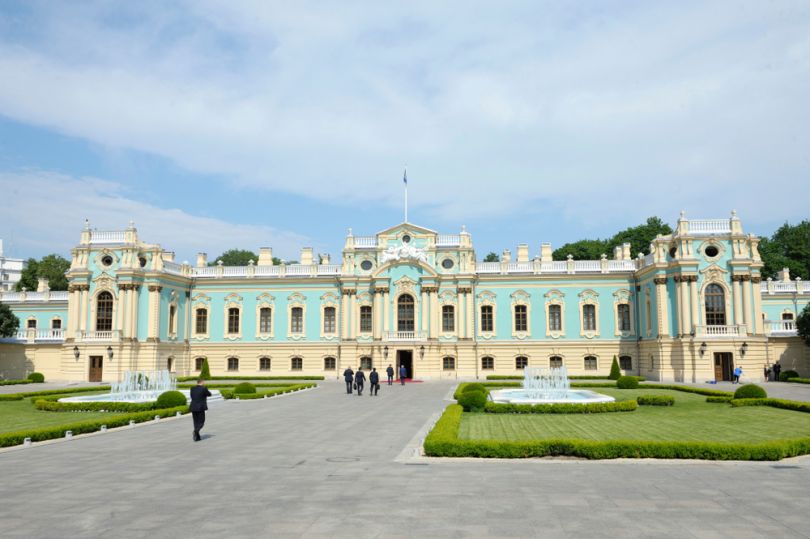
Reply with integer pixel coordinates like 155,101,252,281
0,212,808,382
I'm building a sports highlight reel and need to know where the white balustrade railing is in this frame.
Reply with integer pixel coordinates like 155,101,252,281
0,291,69,302
474,259,634,275
765,320,797,336
88,230,128,244
317,265,341,275
353,236,377,248
36,328,65,340
476,262,500,273
574,260,601,272
641,253,655,267
436,234,461,246
163,261,184,276
608,260,636,272
541,261,568,273
222,266,248,277
384,331,427,341
192,266,218,277
78,330,120,341
506,262,533,273
688,219,732,235
286,265,312,276
254,265,280,277
694,325,747,338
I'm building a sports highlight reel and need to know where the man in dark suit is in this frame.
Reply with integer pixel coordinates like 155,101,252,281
343,366,354,394
189,378,212,442
386,364,394,386
354,367,366,396
369,368,380,396
399,364,407,385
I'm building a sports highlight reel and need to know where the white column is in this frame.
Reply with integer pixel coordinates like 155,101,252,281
752,277,764,334
674,277,683,337
340,292,349,339
429,288,439,338
732,277,743,326
383,290,390,333
147,285,161,340
79,286,89,332
373,290,382,340
680,277,691,335
349,292,357,339
129,286,140,339
116,286,127,333
654,277,669,336
742,276,752,333
420,289,428,334
466,290,474,339
67,286,79,337
689,277,699,335
457,291,465,338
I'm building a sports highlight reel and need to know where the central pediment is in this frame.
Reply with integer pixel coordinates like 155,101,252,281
376,222,437,237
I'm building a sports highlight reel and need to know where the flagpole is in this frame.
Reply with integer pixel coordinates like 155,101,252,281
404,166,408,223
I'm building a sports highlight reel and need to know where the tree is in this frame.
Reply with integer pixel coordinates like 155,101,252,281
759,221,810,280
553,239,607,261
0,303,20,338
608,355,622,380
797,304,810,348
483,252,500,262
15,254,70,291
209,249,258,266
552,217,672,261
199,357,211,380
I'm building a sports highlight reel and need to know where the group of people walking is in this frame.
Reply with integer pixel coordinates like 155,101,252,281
343,364,408,396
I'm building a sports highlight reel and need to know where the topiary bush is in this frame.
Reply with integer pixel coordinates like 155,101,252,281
608,356,621,380
156,390,187,408
636,395,675,406
461,383,488,395
233,382,257,394
457,390,487,412
27,372,45,383
734,384,767,399
616,376,639,389
779,370,800,382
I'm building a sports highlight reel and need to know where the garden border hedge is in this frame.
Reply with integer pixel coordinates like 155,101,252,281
787,378,810,384
221,383,315,400
636,395,674,406
484,400,637,414
176,375,324,382
34,399,159,413
486,375,646,381
0,379,45,386
0,386,112,401
423,404,810,461
729,398,810,413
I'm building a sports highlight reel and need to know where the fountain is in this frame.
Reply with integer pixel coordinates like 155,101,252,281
488,366,614,404
58,370,221,403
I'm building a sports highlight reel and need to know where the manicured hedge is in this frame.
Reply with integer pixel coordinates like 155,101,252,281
730,398,810,413
636,395,674,406
176,375,324,382
616,376,639,389
484,400,637,414
638,384,733,398
0,379,44,386
787,378,810,384
233,382,257,394
177,382,298,389
0,386,112,401
34,399,158,413
453,382,521,400
485,375,646,381
458,391,488,412
27,372,45,383
423,404,810,461
706,396,733,403
0,405,189,448
734,384,767,399
156,390,187,408
779,370,800,382
222,384,315,400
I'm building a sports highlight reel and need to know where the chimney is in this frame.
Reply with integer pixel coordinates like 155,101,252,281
613,245,623,260
517,244,529,263
502,249,511,263
622,243,632,260
163,251,175,262
300,247,314,265
258,247,274,266
540,243,553,262
320,253,331,265
37,278,49,292
196,253,207,267
777,268,791,282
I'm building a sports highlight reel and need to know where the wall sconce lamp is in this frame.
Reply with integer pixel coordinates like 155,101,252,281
740,342,748,357
699,342,708,357
106,346,114,361
419,345,426,360
73,345,80,361
383,345,389,360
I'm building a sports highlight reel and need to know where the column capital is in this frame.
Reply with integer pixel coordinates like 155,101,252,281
751,275,762,284
343,288,357,296
422,286,439,293
653,277,668,285
374,287,389,294
457,287,473,294
148,285,163,293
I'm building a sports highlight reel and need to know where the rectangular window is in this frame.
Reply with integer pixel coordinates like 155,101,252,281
51,319,62,330
583,304,596,331
360,306,372,333
584,356,597,370
291,357,303,370
291,307,303,333
27,319,36,329
194,357,204,371
360,357,372,370
619,356,632,370
549,356,563,368
515,356,528,370
481,356,494,370
169,305,177,334
259,357,271,370
442,305,455,332
617,304,631,332
548,304,562,331
324,357,336,370
259,307,272,333
195,308,207,334
514,305,528,332
443,357,455,371
227,308,240,334
227,357,239,371
480,305,493,332
323,306,336,333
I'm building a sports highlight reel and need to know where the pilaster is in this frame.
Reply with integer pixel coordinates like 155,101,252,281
653,277,669,336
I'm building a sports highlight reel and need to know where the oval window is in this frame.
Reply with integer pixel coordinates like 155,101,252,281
442,258,454,269
669,247,677,258
101,255,113,267
704,245,719,258
402,234,411,244
360,260,373,271
139,256,147,268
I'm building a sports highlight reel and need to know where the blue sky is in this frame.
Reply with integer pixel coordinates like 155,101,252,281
1,1,808,262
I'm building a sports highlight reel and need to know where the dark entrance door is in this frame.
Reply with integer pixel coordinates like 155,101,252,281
397,350,413,380
713,352,733,381
89,355,103,382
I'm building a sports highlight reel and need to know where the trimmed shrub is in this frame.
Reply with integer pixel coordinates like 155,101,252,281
176,375,324,382
221,383,315,400
787,378,810,384
26,372,45,383
233,382,257,394
485,400,637,414
457,390,488,412
453,382,521,400
156,390,187,408
730,398,810,413
636,395,675,406
609,356,622,380
0,379,39,386
616,376,639,389
734,384,767,400
199,358,211,380
706,396,733,403
0,386,113,401
779,370,800,382
638,384,733,397
461,383,488,395
34,399,155,413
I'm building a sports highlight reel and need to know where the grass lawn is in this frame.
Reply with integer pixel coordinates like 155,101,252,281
0,397,112,434
459,389,810,444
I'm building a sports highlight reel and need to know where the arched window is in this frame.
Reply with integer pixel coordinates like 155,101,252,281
582,304,596,331
782,312,794,321
195,308,208,334
442,305,455,332
398,295,415,332
443,357,455,371
227,357,239,371
324,357,336,370
291,357,303,370
194,357,205,371
549,356,563,368
323,307,336,333
96,291,113,331
515,356,528,370
480,305,494,332
481,356,494,370
514,305,528,332
167,357,174,371
584,355,597,370
548,304,562,331
617,304,631,332
619,355,632,370
360,356,372,370
705,284,726,326
259,357,271,371
227,307,240,334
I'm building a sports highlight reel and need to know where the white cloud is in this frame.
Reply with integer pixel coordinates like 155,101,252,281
0,170,310,261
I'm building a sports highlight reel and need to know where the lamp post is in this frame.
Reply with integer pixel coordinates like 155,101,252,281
419,345,425,360
106,346,114,361
699,342,708,357
740,342,748,357
73,345,80,361
383,345,389,360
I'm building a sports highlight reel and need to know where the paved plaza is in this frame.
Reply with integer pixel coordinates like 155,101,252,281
1,381,810,538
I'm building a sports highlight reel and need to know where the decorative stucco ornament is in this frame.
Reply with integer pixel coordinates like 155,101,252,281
381,244,428,265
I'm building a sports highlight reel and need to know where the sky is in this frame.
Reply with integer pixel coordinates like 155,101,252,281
0,0,808,263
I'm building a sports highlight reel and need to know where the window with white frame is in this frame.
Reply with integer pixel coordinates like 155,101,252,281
259,357,271,371
548,304,562,331
323,306,336,333
514,305,528,332
480,305,493,332
442,305,455,332
291,357,303,370
584,356,597,370
227,357,239,371
51,318,61,330
617,303,631,332
259,307,272,333
443,356,455,370
26,319,36,329
227,307,240,334
481,356,494,370
195,308,208,334
96,291,114,331
515,356,528,370
360,306,372,333
582,304,596,331
291,307,303,333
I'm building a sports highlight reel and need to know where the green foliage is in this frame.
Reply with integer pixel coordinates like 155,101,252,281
485,400,637,414
553,239,607,261
485,375,645,381
637,384,733,397
199,358,211,380
706,396,734,403
220,384,314,400
453,382,521,400
457,391,488,412
734,384,767,399
0,302,20,338
34,399,156,413
636,395,675,406
787,378,810,384
460,383,488,395
483,252,500,262
779,370,800,382
233,382,257,394
616,376,639,389
15,254,70,292
209,249,258,266
553,217,673,260
1,386,112,400
156,391,187,408
730,398,810,413
758,221,810,280
0,379,39,386
175,375,323,382
608,356,621,380
0,405,188,448
27,372,44,383
797,304,810,347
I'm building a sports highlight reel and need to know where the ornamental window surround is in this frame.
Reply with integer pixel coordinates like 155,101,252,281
617,304,631,332
548,304,562,332
360,305,373,333
549,355,563,368
582,304,596,331
515,356,528,370
259,357,271,371
51,317,62,330
227,307,240,334
397,294,415,332
287,293,306,339
614,288,634,336
584,355,598,370
255,293,275,340
442,305,455,333
514,305,528,332
96,291,114,332
291,307,304,333
227,357,239,371
544,290,565,338
26,318,37,329
223,293,243,340
480,305,494,333
323,306,336,334
291,357,303,371
195,308,208,335
443,356,455,371
704,283,727,326
324,357,336,370
578,290,600,338
260,307,273,334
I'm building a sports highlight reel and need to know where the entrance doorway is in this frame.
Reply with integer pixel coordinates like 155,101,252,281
713,352,733,381
397,350,413,380
89,355,103,382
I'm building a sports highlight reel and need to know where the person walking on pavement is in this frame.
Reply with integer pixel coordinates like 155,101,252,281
369,368,380,396
189,378,212,442
733,366,742,384
343,366,354,394
399,363,407,385
355,367,366,396
774,362,782,381
386,364,395,386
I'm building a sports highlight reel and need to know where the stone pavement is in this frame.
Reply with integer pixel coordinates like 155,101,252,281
1,380,810,538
